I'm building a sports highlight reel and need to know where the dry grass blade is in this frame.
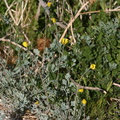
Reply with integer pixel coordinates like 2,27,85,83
4,0,30,27
4,0,17,25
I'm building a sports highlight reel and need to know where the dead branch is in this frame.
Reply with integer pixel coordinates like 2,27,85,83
0,38,43,60
113,82,120,87
0,37,42,60
110,97,120,103
21,31,31,44
79,9,120,15
70,78,107,94
4,0,17,25
59,2,89,42
0,38,31,53
70,24,76,45
35,0,42,20
59,7,120,41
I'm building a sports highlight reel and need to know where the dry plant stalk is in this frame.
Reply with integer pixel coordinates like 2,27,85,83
110,98,120,103
0,38,31,53
70,24,76,45
70,78,107,93
4,0,31,44
0,37,51,65
59,1,120,43
70,78,120,93
79,8,120,15
4,0,29,26
113,82,120,87
0,38,42,66
59,2,89,43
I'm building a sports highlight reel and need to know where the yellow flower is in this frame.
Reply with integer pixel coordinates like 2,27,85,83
22,42,28,47
51,18,56,23
35,101,39,105
78,89,84,93
61,38,69,45
82,99,87,105
90,64,96,70
47,2,52,7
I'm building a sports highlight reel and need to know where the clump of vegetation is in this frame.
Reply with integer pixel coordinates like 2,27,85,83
0,0,120,120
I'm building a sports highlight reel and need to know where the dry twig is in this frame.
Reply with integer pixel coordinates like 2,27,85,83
0,38,31,53
70,24,76,45
35,0,42,20
4,0,17,25
59,4,120,42
59,2,89,42
4,0,30,27
110,98,120,103
0,37,43,60
21,31,31,44
70,78,107,94
79,8,120,15
113,82,120,87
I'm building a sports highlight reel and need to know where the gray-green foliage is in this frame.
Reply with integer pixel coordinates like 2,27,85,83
0,0,120,119
0,111,6,120
0,18,120,120
0,41,85,120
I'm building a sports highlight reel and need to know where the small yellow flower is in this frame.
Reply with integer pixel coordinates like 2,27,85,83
35,101,39,105
61,38,69,45
90,64,96,70
51,18,56,23
22,42,28,47
78,89,84,93
82,99,87,105
47,2,52,7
